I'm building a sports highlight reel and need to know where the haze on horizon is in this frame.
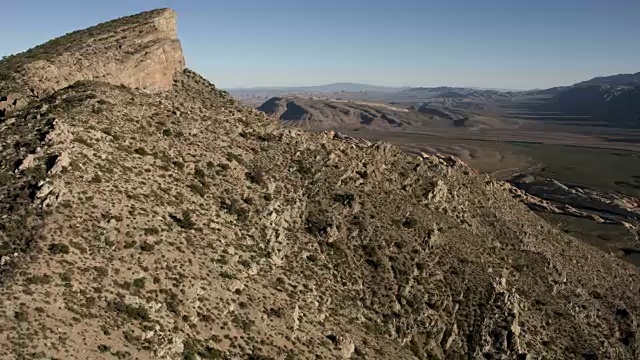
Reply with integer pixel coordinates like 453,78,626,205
1,0,638,90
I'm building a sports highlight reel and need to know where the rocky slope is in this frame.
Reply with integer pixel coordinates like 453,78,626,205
258,97,438,130
1,8,640,360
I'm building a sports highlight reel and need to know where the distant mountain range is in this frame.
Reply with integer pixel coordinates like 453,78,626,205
256,96,505,131
544,72,640,126
229,83,404,94
572,72,640,87
247,72,640,128
257,96,418,130
228,83,522,94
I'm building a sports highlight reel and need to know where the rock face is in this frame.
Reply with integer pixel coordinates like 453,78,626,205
2,8,640,360
0,8,184,117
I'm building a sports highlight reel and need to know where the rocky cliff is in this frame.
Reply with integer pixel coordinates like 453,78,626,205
0,8,184,117
1,9,640,360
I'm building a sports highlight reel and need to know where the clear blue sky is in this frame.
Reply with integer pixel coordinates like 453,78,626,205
1,0,638,90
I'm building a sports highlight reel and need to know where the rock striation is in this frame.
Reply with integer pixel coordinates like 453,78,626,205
0,8,184,117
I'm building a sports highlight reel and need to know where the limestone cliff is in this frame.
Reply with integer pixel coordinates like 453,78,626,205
0,8,184,117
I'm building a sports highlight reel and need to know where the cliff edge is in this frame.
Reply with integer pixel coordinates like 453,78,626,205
0,8,184,117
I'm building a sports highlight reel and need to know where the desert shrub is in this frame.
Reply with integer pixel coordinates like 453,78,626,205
170,210,196,229
194,167,206,180
111,300,150,321
132,277,146,289
246,167,265,185
220,199,250,222
140,242,155,252
48,243,70,255
333,193,355,206
173,160,185,170
402,217,418,229
189,182,208,198
143,227,160,235
133,147,150,156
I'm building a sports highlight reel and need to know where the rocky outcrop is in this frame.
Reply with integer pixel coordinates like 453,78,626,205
3,8,640,360
509,174,640,223
0,8,184,117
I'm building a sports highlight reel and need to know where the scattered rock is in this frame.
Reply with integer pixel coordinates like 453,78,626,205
16,154,37,173
48,152,70,174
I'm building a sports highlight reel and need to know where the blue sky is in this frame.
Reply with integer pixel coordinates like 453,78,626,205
1,0,638,89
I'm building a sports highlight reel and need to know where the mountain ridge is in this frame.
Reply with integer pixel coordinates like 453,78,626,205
0,8,639,360
0,8,184,118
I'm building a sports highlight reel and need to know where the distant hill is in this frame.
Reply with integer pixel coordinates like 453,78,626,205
573,72,640,87
228,83,403,95
257,97,422,130
292,82,405,93
397,87,511,101
228,83,405,106
553,84,640,125
257,96,507,131
507,72,640,127
548,72,640,126
229,84,516,106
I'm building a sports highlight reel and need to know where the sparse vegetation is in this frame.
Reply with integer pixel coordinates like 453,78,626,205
111,300,150,322
333,193,355,206
133,147,150,156
139,242,155,252
246,167,265,185
132,277,146,289
1,8,639,360
170,210,196,230
48,243,70,255
173,160,185,170
143,226,160,235
188,182,207,197
220,198,250,222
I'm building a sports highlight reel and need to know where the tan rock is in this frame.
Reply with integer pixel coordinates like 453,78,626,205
44,120,73,145
16,154,37,172
48,152,70,175
339,337,355,359
1,9,185,116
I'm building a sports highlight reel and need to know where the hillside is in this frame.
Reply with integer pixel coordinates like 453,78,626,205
506,72,640,128
573,72,640,88
551,84,640,126
257,97,434,130
257,97,508,131
1,8,640,360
